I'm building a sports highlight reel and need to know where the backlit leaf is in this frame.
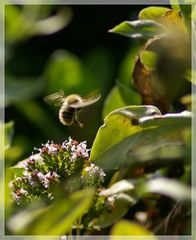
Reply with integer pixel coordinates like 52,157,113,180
102,86,127,119
90,106,191,170
139,6,170,21
109,20,164,39
140,50,158,70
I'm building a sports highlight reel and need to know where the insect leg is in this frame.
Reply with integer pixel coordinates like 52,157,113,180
73,119,84,128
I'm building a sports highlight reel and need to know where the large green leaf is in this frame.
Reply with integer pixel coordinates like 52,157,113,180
109,20,164,39
90,106,191,170
7,189,94,235
91,105,161,163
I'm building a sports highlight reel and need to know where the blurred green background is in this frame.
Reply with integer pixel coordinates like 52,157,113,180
5,4,146,167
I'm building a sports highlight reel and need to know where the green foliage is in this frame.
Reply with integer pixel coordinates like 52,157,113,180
102,46,141,118
111,220,157,237
45,49,113,95
7,189,94,235
91,106,191,170
102,86,127,118
139,6,170,21
5,121,14,150
5,5,72,43
140,50,158,71
5,3,193,237
140,177,191,201
92,180,138,229
109,20,164,39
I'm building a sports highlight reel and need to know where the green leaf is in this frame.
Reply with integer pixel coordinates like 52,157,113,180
5,121,14,150
45,49,112,96
90,105,162,163
7,189,94,235
170,1,191,28
45,50,83,94
102,86,127,118
111,220,157,238
5,5,72,43
102,180,136,197
184,69,196,84
90,106,191,170
83,47,114,94
9,167,24,177
140,178,191,201
92,193,136,229
139,6,170,21
140,50,158,70
170,0,181,11
109,20,164,39
90,180,138,229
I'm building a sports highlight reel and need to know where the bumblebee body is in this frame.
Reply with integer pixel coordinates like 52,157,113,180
44,91,100,127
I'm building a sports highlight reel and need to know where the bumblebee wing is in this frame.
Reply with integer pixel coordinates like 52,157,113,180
69,93,101,108
44,90,65,106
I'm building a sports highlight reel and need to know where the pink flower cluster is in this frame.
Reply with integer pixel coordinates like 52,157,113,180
9,137,105,204
62,137,90,161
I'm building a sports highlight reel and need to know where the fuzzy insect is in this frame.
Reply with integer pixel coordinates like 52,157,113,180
44,90,101,127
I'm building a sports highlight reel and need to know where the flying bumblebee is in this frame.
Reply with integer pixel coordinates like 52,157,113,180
44,90,101,127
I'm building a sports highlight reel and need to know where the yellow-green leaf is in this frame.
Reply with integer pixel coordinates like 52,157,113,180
109,20,164,39
139,6,170,21
111,220,157,238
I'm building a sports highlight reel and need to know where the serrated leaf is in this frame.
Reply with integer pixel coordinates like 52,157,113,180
109,20,164,39
139,6,170,21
